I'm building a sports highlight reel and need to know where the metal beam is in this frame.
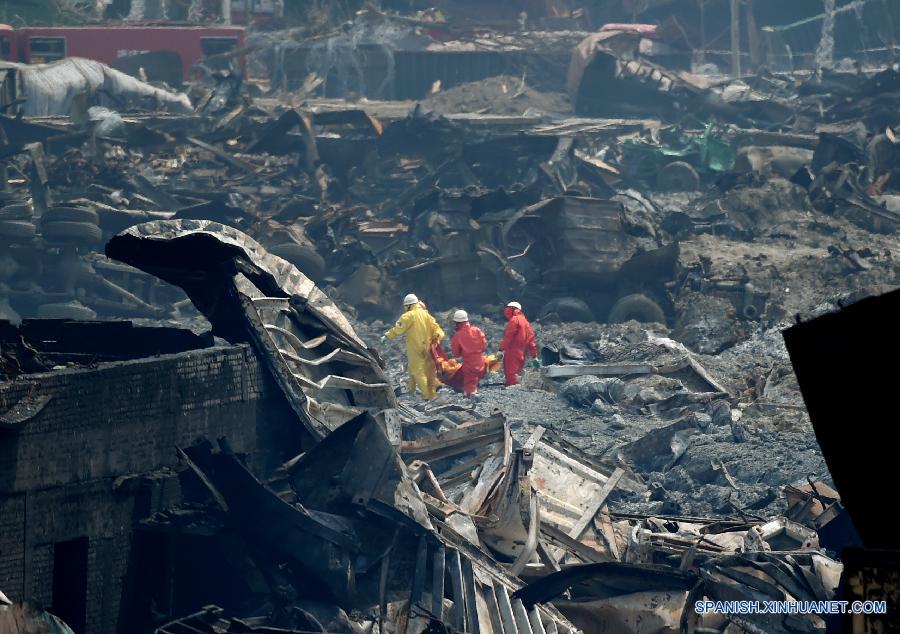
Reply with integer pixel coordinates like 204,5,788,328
432,544,446,620
568,467,626,541
731,0,742,77
449,549,466,631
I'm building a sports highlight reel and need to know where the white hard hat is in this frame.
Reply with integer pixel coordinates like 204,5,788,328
453,309,469,322
403,293,419,306
506,301,522,310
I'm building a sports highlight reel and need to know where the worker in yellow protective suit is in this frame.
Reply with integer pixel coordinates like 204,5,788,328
381,293,445,400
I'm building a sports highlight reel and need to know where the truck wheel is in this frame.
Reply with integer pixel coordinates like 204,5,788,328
0,219,36,240
657,161,700,191
608,293,665,324
0,203,33,220
42,220,103,245
42,206,99,225
539,297,595,323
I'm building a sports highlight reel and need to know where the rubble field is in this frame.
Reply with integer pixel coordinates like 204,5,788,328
357,312,832,521
2,9,900,634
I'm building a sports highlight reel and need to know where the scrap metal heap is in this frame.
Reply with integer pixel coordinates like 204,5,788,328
1,14,899,633
108,220,580,634
94,220,842,634
2,57,899,329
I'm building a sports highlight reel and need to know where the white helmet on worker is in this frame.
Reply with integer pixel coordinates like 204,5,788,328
403,293,420,306
453,309,469,322
506,301,522,310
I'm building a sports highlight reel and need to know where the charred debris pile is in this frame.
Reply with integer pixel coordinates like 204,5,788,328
1,20,899,633
5,220,850,634
1,32,898,331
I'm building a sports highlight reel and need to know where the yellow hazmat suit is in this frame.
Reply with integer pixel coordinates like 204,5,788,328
385,303,445,399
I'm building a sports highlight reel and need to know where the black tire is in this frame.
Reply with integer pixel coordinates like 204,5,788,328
0,203,32,220
42,206,99,225
0,219,36,240
269,242,326,280
37,301,97,320
539,297,595,323
657,161,700,191
42,220,103,245
608,293,666,324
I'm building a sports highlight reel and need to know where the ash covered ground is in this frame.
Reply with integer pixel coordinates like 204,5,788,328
422,75,571,116
354,317,831,519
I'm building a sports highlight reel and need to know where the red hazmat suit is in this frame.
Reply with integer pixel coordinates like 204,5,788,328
500,307,537,386
451,321,487,396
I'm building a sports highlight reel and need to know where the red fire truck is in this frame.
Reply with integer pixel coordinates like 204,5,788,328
0,24,247,80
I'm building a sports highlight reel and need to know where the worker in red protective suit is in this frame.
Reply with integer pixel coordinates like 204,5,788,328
499,301,538,386
450,310,487,398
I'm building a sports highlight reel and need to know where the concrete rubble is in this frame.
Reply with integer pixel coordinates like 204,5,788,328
1,4,899,634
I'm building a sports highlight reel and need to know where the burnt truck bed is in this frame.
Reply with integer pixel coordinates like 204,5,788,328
510,196,679,323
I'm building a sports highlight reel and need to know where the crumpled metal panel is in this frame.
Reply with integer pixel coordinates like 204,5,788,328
568,33,793,125
4,57,192,117
108,219,359,341
106,219,397,440
288,411,433,533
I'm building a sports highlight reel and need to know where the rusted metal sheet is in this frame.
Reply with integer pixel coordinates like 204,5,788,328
400,415,506,463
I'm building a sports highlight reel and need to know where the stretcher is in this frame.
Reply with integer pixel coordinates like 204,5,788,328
430,342,501,392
